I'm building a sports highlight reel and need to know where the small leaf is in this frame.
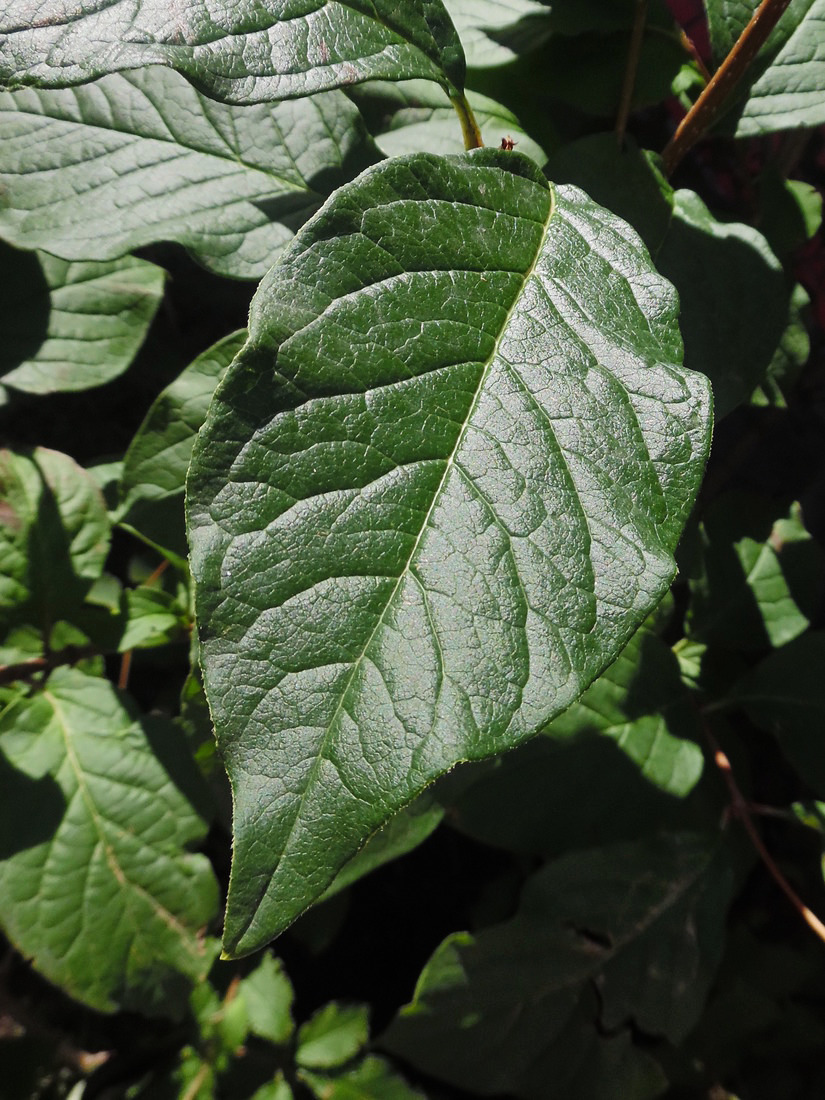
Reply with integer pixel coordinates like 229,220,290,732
320,795,443,902
296,1003,370,1070
0,447,110,643
0,70,379,280
0,0,466,103
117,587,190,651
0,243,164,396
544,614,703,796
119,330,247,557
656,189,788,419
729,631,825,796
687,496,822,650
750,283,811,407
187,150,712,955
0,667,219,1015
239,953,295,1045
383,832,733,1098
300,1055,427,1100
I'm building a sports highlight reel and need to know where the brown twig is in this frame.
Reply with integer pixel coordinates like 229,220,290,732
704,723,825,944
0,644,98,688
679,29,712,84
662,0,793,176
616,0,648,146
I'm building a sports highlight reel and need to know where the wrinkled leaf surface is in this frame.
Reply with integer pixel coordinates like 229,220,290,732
187,149,712,955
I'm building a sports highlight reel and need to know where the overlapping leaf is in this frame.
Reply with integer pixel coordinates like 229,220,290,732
119,330,247,557
0,447,110,650
0,244,164,397
0,0,466,104
0,667,218,1015
187,148,712,955
0,69,379,279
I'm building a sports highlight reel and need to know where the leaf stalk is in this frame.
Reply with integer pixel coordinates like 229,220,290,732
451,91,484,150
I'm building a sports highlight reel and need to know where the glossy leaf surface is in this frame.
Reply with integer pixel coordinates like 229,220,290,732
0,244,164,397
187,149,712,955
0,70,379,279
0,667,218,1015
383,832,733,1097
0,0,466,104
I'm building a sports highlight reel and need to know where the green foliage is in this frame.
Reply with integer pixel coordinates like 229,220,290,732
1,0,824,1096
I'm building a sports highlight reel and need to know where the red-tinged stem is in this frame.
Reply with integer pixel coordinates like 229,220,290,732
704,722,825,945
662,0,794,176
616,0,648,146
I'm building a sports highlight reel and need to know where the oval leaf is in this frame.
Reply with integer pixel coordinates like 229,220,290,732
0,70,379,279
0,667,218,1015
0,0,465,104
0,243,164,396
187,149,712,956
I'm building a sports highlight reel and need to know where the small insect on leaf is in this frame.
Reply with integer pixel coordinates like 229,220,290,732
500,135,517,151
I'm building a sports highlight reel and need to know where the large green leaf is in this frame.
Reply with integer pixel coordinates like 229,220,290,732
119,330,247,557
0,69,379,280
0,243,164,397
0,0,466,103
704,0,825,135
0,667,218,1015
187,149,712,956
382,832,734,1098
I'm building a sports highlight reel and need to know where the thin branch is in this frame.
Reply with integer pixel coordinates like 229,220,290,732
450,90,484,150
704,723,825,944
616,0,648,146
662,0,794,176
0,644,98,688
679,29,712,84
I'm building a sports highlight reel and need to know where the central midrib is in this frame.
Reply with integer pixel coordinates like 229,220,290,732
232,174,557,948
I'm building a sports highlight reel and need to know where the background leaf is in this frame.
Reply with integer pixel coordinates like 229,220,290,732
729,631,825,796
704,0,825,135
0,447,110,651
0,70,379,279
0,0,466,103
687,496,822,650
656,189,788,418
382,832,734,1098
0,667,218,1016
0,244,164,397
119,330,247,558
349,80,547,164
187,149,712,955
296,1003,369,1070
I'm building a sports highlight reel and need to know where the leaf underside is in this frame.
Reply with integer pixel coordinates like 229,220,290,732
0,0,466,104
187,149,712,955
